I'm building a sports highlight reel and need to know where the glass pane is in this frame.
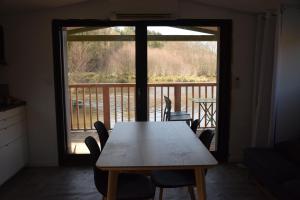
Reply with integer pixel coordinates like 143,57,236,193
66,26,135,35
147,26,215,35
65,26,136,154
147,26,219,151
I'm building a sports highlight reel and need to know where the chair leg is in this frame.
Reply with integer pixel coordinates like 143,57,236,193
159,188,164,200
188,186,196,200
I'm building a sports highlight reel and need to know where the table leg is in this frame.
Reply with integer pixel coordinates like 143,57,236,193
107,171,119,200
195,168,206,200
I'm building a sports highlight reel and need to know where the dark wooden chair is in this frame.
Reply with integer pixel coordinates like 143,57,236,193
151,129,215,200
199,129,215,150
163,96,192,125
94,121,109,150
190,119,200,134
85,136,155,200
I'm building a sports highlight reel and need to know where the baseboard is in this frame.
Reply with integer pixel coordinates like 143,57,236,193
28,161,58,167
228,154,243,162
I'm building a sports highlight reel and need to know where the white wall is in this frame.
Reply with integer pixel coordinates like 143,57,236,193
0,0,257,165
274,5,300,142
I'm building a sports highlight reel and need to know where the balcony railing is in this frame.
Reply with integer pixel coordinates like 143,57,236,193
68,82,217,131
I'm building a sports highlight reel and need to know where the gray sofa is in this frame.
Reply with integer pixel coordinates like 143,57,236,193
244,138,300,200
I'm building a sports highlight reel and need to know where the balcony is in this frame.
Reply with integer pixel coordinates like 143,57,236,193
68,82,217,153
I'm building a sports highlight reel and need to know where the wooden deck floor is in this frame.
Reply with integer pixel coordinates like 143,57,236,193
69,129,216,154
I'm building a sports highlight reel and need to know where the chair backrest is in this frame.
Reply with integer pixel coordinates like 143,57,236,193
199,129,215,150
163,96,172,121
85,136,108,196
94,121,109,150
191,119,200,134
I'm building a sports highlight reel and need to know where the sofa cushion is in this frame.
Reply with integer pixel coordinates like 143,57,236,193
275,138,300,166
275,179,300,200
244,148,300,183
269,179,300,200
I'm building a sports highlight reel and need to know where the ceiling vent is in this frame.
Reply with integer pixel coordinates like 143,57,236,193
110,13,175,20
108,0,178,20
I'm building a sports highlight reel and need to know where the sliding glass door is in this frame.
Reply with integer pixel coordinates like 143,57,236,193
146,26,219,152
53,20,231,164
64,26,136,154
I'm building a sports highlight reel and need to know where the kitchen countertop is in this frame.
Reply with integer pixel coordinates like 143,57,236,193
0,100,26,112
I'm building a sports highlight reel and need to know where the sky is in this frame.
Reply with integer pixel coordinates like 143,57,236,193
147,26,211,35
116,26,212,35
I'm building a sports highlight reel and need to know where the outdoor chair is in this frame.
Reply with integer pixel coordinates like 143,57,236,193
163,96,192,125
85,136,155,200
190,119,200,134
199,129,215,150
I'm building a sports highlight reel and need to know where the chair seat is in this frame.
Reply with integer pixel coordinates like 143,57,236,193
86,136,155,200
117,173,155,200
170,111,189,116
169,114,192,122
151,170,195,188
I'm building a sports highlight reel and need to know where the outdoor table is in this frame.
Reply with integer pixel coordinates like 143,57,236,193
191,98,216,127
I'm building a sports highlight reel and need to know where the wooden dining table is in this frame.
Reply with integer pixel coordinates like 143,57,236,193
96,121,218,200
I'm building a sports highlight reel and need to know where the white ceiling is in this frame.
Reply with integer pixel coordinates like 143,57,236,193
0,0,298,15
0,0,89,15
193,0,299,13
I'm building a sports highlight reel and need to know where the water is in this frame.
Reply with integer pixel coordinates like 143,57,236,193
69,86,217,129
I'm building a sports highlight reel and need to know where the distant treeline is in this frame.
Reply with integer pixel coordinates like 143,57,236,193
67,27,217,83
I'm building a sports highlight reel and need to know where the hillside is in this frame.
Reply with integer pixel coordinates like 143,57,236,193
67,28,217,83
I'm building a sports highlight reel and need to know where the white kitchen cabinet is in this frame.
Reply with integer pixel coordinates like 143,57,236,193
0,105,28,186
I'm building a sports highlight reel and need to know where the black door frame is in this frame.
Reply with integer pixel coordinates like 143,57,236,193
52,19,232,165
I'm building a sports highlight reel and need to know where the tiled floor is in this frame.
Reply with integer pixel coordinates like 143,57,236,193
0,164,267,200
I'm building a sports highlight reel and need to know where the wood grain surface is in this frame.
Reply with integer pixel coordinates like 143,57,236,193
97,121,217,170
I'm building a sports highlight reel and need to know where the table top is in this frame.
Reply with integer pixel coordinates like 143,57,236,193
97,121,218,170
191,98,216,103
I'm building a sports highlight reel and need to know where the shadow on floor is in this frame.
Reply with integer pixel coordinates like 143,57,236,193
0,164,266,200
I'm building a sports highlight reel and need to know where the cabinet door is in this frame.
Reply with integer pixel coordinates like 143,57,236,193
0,112,25,130
0,106,25,121
0,120,26,147
0,136,26,186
